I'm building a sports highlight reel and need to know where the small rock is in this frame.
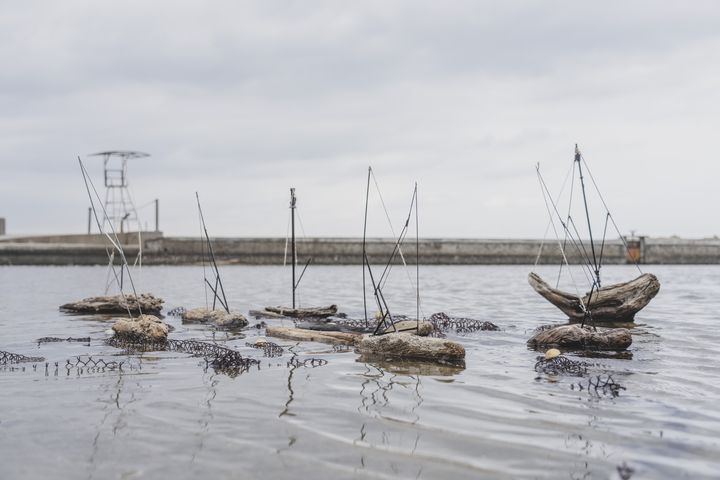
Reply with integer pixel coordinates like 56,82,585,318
112,314,169,342
254,336,269,347
544,348,561,360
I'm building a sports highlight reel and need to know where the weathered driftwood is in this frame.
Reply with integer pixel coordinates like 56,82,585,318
181,308,248,328
356,333,465,365
527,324,632,350
528,272,660,322
263,304,338,318
112,314,169,342
249,309,286,319
266,326,361,345
60,293,164,315
383,320,433,336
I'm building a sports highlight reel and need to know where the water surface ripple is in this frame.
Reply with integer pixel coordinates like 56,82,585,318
0,265,718,479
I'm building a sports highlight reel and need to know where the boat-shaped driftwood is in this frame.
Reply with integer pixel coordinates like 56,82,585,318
60,293,164,315
262,304,338,319
528,272,660,322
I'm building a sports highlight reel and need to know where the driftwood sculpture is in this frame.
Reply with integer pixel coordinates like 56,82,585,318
263,304,338,319
527,324,632,351
60,293,164,315
528,272,660,322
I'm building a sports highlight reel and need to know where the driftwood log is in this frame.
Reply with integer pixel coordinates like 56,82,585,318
528,272,660,322
266,326,361,345
527,324,632,350
60,294,164,315
181,308,248,328
263,305,338,318
356,333,465,365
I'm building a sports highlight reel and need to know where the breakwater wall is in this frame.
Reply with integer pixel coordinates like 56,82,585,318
0,234,719,265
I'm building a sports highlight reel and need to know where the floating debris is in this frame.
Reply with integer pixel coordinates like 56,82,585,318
332,344,353,353
0,351,45,365
37,337,91,345
166,306,186,317
571,374,626,397
535,355,589,376
428,312,500,336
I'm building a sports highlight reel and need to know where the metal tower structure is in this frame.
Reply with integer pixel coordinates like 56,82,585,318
89,150,149,233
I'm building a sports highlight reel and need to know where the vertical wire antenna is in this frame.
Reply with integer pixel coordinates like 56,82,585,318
575,144,600,287
198,194,209,310
290,188,296,309
415,182,420,328
362,167,371,327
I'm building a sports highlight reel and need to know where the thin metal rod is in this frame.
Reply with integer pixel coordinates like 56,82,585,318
415,182,419,330
575,144,600,287
155,198,159,232
79,157,140,317
195,192,230,313
294,258,313,289
362,167,371,327
290,188,296,309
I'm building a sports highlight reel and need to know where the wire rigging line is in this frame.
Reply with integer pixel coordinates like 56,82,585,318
580,155,643,275
537,166,598,287
534,161,575,268
536,166,588,313
78,158,141,318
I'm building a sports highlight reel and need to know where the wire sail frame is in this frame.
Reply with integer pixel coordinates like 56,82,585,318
535,144,643,328
361,167,421,335
78,157,141,318
195,192,230,313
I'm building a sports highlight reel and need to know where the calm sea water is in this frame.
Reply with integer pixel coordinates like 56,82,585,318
0,265,718,479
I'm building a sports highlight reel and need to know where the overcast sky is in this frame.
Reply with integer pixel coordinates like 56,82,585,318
1,1,719,239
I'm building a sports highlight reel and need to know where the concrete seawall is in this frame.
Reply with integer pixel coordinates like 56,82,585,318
1,234,719,265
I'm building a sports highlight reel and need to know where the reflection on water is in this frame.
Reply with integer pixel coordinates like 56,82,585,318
0,265,719,479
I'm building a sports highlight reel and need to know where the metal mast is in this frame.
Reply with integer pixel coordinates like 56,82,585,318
575,144,601,288
290,188,297,309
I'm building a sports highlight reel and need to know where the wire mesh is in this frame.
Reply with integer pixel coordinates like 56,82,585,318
428,312,500,336
0,351,45,365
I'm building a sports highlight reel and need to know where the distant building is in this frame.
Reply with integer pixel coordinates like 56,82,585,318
0,217,5,235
